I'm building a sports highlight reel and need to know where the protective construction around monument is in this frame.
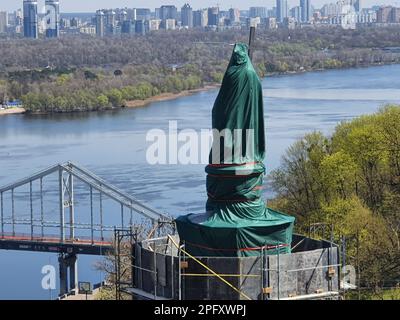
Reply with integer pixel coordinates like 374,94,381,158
175,43,295,257
129,235,340,300
176,207,294,257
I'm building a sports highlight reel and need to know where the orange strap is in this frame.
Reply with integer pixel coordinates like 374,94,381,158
184,240,289,252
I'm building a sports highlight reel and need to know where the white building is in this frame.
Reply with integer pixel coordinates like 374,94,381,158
165,18,176,30
79,26,96,35
149,19,162,31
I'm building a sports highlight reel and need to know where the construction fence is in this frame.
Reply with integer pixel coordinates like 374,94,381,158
127,234,340,300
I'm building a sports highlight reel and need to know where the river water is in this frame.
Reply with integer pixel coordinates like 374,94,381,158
0,64,399,299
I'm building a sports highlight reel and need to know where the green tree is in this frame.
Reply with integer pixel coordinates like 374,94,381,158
106,88,123,107
97,94,109,107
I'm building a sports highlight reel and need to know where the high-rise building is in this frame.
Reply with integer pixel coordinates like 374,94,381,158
354,0,363,12
121,20,135,34
193,9,208,27
0,11,8,33
136,8,151,21
125,8,137,21
321,3,340,17
105,10,116,35
23,0,38,38
208,7,219,26
391,7,400,23
155,8,161,19
8,12,15,27
290,6,301,22
119,10,128,22
181,4,193,28
300,0,311,22
376,6,400,23
45,0,60,38
283,16,296,29
377,6,393,23
229,8,240,24
148,19,162,31
135,20,146,35
106,10,116,28
164,18,176,30
159,5,178,21
249,7,267,19
95,10,106,37
267,8,277,18
14,9,23,27
276,0,288,23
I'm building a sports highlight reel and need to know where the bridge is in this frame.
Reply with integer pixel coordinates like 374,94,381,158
0,162,172,297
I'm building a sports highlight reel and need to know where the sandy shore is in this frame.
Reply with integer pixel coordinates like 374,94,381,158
0,107,25,116
125,84,220,109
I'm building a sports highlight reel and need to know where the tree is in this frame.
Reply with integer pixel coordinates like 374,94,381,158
106,88,123,107
97,94,109,107
269,105,400,292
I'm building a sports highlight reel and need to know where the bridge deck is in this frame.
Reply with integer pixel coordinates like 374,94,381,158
0,233,113,255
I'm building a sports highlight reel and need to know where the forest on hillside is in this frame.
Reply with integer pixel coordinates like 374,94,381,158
268,105,400,296
0,27,400,113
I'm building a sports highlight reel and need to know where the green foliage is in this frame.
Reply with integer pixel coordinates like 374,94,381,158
106,88,123,107
269,105,400,290
2,28,400,113
324,59,343,69
97,94,109,107
210,72,224,83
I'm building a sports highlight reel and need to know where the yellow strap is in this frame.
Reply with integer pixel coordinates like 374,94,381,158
182,273,260,278
168,235,252,301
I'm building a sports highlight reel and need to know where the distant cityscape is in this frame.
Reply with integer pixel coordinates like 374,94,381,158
0,0,400,39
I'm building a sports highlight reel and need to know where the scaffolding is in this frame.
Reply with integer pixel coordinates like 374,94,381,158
114,230,342,301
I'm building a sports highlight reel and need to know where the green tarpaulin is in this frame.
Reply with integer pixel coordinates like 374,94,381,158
175,43,295,257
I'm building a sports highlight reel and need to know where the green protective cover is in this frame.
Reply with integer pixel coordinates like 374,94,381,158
175,43,295,257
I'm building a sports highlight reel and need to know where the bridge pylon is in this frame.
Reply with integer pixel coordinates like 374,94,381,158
58,252,78,297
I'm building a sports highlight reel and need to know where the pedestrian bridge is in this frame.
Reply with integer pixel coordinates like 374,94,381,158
0,162,172,296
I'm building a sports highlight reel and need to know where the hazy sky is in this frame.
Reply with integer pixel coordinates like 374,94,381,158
1,0,398,12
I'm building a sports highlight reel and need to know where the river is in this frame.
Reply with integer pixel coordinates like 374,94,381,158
0,64,399,299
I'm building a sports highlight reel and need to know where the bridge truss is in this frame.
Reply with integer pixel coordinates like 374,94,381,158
0,162,172,250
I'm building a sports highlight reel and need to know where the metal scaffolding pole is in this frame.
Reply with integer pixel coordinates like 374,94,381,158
277,245,281,300
170,240,174,299
130,201,133,227
40,177,44,238
90,186,94,245
153,247,157,300
59,169,65,243
178,244,182,300
99,190,104,241
30,181,33,239
0,192,3,237
69,174,75,240
11,188,15,236
261,246,264,300
121,204,124,229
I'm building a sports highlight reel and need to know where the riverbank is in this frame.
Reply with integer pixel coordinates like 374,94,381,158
10,62,400,116
124,84,220,109
0,107,25,116
125,62,398,109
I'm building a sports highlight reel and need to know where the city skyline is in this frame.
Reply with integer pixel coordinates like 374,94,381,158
1,0,399,12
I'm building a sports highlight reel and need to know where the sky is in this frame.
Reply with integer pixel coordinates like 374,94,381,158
0,0,398,12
